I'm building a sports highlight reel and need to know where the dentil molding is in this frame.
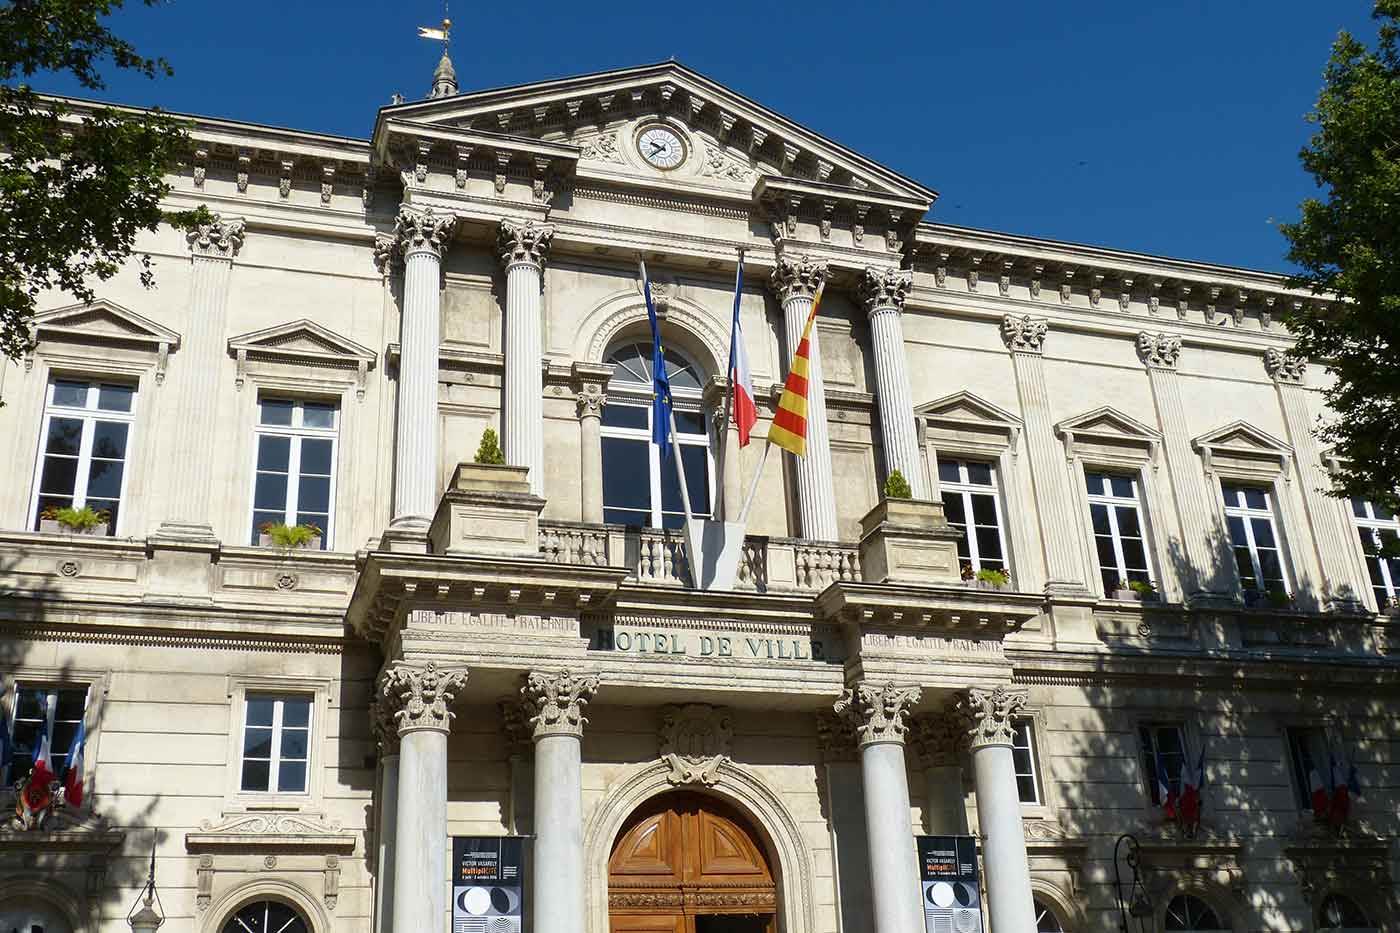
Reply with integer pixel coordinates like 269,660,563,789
833,681,921,747
521,670,599,739
377,661,468,735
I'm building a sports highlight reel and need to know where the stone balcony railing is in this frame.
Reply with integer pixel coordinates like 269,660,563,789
537,520,861,594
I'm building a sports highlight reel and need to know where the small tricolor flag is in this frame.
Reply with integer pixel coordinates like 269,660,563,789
1155,746,1177,820
17,717,55,824
727,254,757,448
64,718,87,809
1179,746,1205,828
768,282,825,457
1307,754,1330,819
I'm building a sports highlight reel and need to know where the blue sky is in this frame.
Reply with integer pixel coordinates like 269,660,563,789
26,1,1382,272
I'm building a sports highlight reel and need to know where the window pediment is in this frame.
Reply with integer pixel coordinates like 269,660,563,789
1056,406,1161,466
1192,421,1292,476
227,320,377,399
917,390,1022,456
28,300,181,381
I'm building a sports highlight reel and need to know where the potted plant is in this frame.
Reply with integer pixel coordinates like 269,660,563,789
1113,579,1159,602
257,521,323,551
973,567,1010,590
38,505,110,537
1266,588,1294,610
475,427,505,465
883,469,912,500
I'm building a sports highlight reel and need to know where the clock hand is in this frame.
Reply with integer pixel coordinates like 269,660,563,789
649,142,666,154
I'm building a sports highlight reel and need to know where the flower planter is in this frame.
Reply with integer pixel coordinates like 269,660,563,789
258,534,322,551
857,498,962,585
39,519,109,537
1112,588,1142,602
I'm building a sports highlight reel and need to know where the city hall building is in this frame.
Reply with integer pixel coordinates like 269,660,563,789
2,55,1398,933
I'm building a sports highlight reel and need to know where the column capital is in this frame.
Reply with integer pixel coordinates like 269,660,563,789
955,685,1028,750
815,710,860,762
858,265,912,315
521,670,599,739
1000,314,1048,354
834,681,921,747
498,218,555,269
370,695,401,755
571,361,613,420
1136,331,1183,370
1264,347,1307,385
377,662,468,735
394,205,457,258
911,710,966,768
769,254,828,304
187,213,245,258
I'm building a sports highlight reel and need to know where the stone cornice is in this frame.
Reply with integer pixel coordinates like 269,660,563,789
813,581,1042,634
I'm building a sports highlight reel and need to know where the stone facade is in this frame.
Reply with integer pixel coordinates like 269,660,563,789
0,59,1397,933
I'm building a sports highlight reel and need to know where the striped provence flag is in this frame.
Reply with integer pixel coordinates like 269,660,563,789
768,281,825,457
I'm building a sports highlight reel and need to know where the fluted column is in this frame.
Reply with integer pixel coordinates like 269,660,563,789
1265,349,1364,610
156,214,245,539
371,699,400,933
771,257,838,540
912,711,968,834
1002,316,1089,594
1137,333,1229,599
958,686,1036,933
390,207,456,533
521,670,598,933
860,267,927,498
835,681,923,933
379,662,467,933
499,220,554,497
572,362,612,524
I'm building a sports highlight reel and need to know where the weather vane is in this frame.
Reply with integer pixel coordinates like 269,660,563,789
417,2,451,47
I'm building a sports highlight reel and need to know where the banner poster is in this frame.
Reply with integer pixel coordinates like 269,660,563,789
917,835,983,933
451,836,525,933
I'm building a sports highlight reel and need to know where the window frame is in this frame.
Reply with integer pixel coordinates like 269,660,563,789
1137,721,1189,808
1084,469,1156,598
2,682,91,786
248,397,339,549
1349,497,1400,610
1282,723,1337,812
936,456,1011,582
224,675,330,810
1008,705,1055,822
1010,718,1042,806
1162,892,1230,931
27,376,139,536
0,669,107,796
238,693,314,796
1218,480,1292,598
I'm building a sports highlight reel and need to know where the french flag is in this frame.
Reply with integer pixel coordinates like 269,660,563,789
20,718,55,815
727,253,757,448
1307,754,1330,819
1155,748,1177,820
63,719,87,809
1328,752,1350,826
1179,747,1206,827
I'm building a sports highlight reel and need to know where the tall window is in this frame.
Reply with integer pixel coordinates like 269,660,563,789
1085,471,1152,596
1284,725,1333,810
1351,497,1400,608
1220,482,1288,596
220,901,310,933
937,458,1008,579
1139,723,1186,807
30,378,136,535
601,343,711,529
240,694,312,794
251,398,338,548
4,684,88,784
1033,901,1065,932
1011,719,1041,804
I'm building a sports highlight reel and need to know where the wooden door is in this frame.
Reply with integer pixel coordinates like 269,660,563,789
608,793,776,933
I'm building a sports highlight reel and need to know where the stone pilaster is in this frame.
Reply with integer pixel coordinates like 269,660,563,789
571,362,611,524
771,256,839,541
389,206,457,538
370,697,399,933
1137,332,1230,600
957,685,1036,933
860,266,927,497
1265,349,1364,610
835,682,923,933
155,213,245,540
1001,315,1089,594
498,219,554,497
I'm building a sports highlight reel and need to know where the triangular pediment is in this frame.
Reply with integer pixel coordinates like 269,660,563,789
917,391,1022,429
1056,406,1161,443
375,61,935,207
32,299,180,349
228,319,376,365
1192,420,1292,458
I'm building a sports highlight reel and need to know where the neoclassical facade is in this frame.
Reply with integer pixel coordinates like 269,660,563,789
1,59,1397,933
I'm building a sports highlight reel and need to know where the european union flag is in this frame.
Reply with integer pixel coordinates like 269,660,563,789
639,257,673,456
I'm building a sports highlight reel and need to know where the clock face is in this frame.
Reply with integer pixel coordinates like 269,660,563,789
637,126,686,170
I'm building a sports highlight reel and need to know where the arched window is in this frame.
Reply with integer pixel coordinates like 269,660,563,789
1318,893,1373,931
220,900,309,933
0,897,72,933
1164,894,1227,931
601,342,711,529
1034,898,1066,931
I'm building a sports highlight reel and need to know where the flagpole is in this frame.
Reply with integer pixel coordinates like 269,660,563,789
713,248,744,520
668,409,694,523
736,436,772,525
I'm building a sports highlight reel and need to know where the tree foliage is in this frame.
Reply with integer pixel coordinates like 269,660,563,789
1281,1,1400,508
0,0,206,363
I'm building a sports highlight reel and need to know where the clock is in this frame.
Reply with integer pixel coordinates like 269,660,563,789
636,125,687,170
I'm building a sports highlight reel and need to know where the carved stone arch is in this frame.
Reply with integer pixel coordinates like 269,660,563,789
583,759,815,933
1154,878,1248,933
1027,877,1082,931
0,878,85,933
579,289,727,377
201,877,329,933
1313,887,1386,930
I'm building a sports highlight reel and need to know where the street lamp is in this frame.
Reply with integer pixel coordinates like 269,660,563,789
126,839,165,933
1113,833,1153,933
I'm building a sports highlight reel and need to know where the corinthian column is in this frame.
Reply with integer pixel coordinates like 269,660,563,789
390,206,456,534
571,362,612,523
958,685,1036,932
370,699,400,933
860,267,927,498
378,662,467,933
835,681,923,933
156,214,245,539
498,219,554,497
771,257,838,540
521,670,599,933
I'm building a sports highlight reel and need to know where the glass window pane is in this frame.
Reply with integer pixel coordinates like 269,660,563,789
1234,548,1258,586
674,410,706,435
603,507,649,527
254,472,289,511
54,689,87,720
602,437,650,511
45,417,84,455
1120,538,1148,570
1095,537,1118,570
96,384,134,412
661,446,711,516
937,460,961,484
601,404,648,430
1115,506,1141,538
282,698,311,727
1110,476,1134,498
1242,487,1268,510
90,421,129,459
15,688,46,720
1250,517,1276,548
246,697,275,726
1220,482,1242,505
976,526,1004,561
1258,550,1284,584
52,380,89,408
279,729,308,760
965,462,993,486
39,456,79,496
85,458,125,500
256,435,291,472
1016,775,1037,802
259,398,294,426
1085,472,1108,495
240,759,271,792
243,727,274,758
970,494,998,526
299,439,333,475
941,493,966,525
297,476,331,514
302,402,335,428
1225,515,1249,546
277,760,307,793
1090,503,1111,536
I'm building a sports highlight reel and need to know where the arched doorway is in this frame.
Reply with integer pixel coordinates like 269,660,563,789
608,792,776,933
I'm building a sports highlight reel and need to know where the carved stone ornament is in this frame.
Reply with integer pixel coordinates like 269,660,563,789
372,233,396,275
393,205,457,258
834,681,922,747
702,146,755,183
1263,347,1307,385
370,695,399,754
770,255,828,304
187,214,245,258
498,218,555,269
911,711,966,767
579,131,624,163
658,704,734,786
815,711,859,762
956,685,1028,749
1136,332,1183,370
377,662,468,735
1000,314,1048,353
859,266,912,315
576,386,607,419
520,670,599,739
